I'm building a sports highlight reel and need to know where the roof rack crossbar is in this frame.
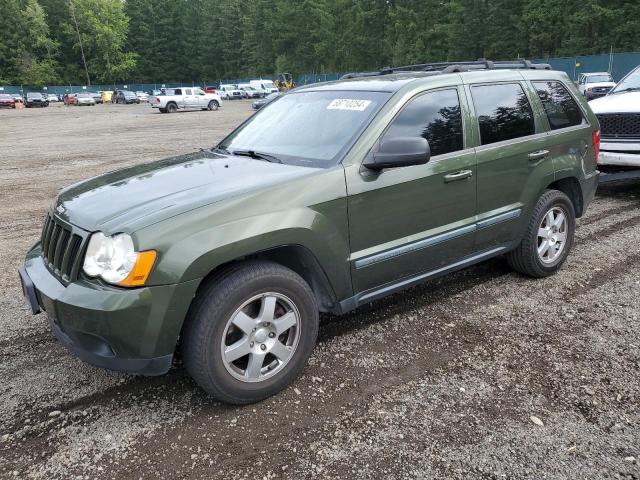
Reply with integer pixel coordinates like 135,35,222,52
341,59,551,80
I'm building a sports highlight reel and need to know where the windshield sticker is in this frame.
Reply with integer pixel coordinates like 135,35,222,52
327,99,372,111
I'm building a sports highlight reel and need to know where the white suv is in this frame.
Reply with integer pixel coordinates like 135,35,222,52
219,84,244,100
588,65,640,167
578,72,616,100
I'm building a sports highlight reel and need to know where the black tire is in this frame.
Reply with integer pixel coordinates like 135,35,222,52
166,102,177,113
507,189,576,278
159,108,167,113
182,260,319,404
207,100,219,111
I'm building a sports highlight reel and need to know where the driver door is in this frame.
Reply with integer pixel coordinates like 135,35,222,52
194,89,208,107
346,87,477,294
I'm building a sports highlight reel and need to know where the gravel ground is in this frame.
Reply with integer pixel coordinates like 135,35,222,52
0,102,639,480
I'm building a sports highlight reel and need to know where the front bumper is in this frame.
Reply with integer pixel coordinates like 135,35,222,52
599,151,640,167
586,92,609,100
20,243,200,375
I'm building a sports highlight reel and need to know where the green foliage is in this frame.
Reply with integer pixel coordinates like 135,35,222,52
65,0,136,83
0,0,60,86
2,0,640,85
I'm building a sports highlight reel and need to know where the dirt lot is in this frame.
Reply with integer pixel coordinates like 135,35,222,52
0,102,639,480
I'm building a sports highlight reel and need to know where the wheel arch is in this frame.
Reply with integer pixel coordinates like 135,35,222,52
546,176,584,217
193,245,339,313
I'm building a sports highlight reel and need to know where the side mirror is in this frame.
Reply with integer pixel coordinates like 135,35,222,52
363,137,431,171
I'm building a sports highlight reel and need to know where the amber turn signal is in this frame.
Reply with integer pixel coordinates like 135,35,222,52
117,250,157,287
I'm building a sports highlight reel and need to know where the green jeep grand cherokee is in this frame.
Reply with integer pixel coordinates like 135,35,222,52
20,61,600,404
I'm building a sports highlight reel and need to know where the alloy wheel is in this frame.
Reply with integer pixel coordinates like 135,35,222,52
220,293,300,383
537,206,568,264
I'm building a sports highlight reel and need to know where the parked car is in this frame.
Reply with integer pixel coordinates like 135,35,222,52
90,92,103,104
152,87,221,113
578,72,616,100
252,91,281,110
74,93,96,106
20,60,599,405
114,91,140,104
588,64,640,168
47,94,59,103
203,86,218,94
249,79,279,97
219,84,244,100
0,94,16,108
240,85,262,99
25,92,49,108
136,91,149,102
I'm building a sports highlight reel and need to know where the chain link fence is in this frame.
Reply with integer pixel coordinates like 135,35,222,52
2,52,639,96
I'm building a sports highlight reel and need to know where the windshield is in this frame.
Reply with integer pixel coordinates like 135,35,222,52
0,94,11,99
27,93,42,99
610,66,640,94
586,74,613,83
263,82,276,89
78,93,92,98
219,90,390,168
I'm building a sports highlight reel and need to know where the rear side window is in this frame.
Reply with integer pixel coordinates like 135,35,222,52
533,81,584,130
471,83,535,145
384,89,464,157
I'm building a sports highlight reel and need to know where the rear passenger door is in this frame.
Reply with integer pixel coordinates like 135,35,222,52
530,80,591,182
184,88,197,108
466,80,555,252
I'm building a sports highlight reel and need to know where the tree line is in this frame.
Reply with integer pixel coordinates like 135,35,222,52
1,0,640,87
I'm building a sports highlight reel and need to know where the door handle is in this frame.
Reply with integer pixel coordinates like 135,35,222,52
444,170,473,183
528,150,550,161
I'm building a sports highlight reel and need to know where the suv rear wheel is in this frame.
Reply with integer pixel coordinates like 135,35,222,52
183,261,319,404
507,189,576,278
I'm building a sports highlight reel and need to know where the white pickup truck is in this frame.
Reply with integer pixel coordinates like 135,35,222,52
151,87,222,113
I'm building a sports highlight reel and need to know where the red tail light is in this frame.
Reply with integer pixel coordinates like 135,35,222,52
592,130,600,165
156,97,160,103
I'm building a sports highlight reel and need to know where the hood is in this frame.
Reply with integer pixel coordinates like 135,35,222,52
54,150,318,233
585,81,616,89
589,91,640,114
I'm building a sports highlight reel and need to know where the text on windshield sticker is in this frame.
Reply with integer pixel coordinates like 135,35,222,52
327,99,372,111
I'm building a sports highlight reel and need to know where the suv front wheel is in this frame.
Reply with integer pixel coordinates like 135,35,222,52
183,261,319,404
507,189,576,278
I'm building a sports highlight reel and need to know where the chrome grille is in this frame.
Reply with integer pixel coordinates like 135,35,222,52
597,113,640,139
41,215,86,283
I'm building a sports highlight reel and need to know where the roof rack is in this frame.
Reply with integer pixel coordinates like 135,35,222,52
341,59,552,79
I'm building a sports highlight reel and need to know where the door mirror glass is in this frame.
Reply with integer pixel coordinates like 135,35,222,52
364,137,431,171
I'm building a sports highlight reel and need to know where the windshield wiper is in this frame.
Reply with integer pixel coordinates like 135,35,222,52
230,149,283,164
212,146,230,154
610,87,640,95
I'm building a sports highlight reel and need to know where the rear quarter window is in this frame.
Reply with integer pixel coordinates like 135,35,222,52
532,81,585,130
471,83,535,145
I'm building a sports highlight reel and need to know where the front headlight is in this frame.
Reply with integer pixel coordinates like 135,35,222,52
83,232,156,287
